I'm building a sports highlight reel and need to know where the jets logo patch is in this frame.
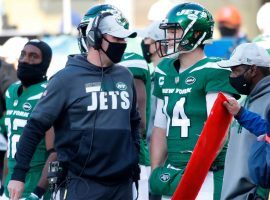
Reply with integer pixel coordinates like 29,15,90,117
116,82,127,90
23,102,32,111
185,76,196,85
160,173,170,182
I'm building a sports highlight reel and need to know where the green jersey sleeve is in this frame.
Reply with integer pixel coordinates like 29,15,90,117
203,61,240,98
120,52,152,126
0,116,6,136
253,34,270,55
120,52,150,84
120,52,152,166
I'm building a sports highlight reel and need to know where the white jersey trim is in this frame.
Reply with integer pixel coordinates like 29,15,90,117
119,60,148,70
27,93,43,100
189,62,231,73
5,90,10,99
155,66,166,76
206,92,219,116
206,92,232,116
154,98,167,129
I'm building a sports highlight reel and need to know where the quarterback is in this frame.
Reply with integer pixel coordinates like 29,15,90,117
149,3,239,200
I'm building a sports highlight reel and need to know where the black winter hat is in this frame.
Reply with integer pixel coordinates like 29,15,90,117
25,39,52,71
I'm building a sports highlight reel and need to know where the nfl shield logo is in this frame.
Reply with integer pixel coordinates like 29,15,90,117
175,77,179,84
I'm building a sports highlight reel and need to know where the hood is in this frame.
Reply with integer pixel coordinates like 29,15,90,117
65,54,114,74
249,76,270,103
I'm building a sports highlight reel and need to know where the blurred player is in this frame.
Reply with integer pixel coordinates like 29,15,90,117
3,40,56,200
204,5,249,59
253,2,270,54
120,50,151,199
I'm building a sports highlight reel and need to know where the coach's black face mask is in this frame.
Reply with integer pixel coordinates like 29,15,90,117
17,62,46,87
102,37,127,63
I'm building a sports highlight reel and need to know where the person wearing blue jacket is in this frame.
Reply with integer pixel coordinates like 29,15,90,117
218,42,270,199
224,98,270,136
224,97,270,191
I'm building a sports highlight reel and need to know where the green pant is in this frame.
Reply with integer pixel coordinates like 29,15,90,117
139,138,150,166
149,165,224,200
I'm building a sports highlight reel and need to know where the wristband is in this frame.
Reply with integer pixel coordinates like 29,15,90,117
33,186,46,198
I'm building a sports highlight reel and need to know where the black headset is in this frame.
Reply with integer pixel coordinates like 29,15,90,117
87,12,113,50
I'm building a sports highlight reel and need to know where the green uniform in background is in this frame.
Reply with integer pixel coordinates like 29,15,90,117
150,57,239,199
253,34,270,54
4,81,50,199
0,117,6,137
120,52,151,166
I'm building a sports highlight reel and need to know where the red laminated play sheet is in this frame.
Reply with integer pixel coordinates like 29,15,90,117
172,92,233,200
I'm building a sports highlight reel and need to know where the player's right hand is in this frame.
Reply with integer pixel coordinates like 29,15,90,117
223,97,240,116
7,180,25,200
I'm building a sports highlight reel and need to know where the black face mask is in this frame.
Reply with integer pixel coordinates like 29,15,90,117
219,26,238,37
17,62,47,87
141,40,152,63
102,37,127,63
229,71,252,95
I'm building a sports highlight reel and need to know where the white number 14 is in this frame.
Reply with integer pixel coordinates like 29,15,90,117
164,97,190,137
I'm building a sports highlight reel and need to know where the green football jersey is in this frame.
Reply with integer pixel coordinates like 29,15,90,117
4,81,49,198
120,52,151,128
0,116,6,136
153,57,239,168
253,34,270,54
120,52,151,166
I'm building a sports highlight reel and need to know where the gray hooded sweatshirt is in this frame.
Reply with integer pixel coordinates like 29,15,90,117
221,76,270,200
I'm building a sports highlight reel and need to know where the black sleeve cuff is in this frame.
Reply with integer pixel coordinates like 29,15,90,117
235,106,244,120
33,186,46,198
47,148,56,154
11,168,28,182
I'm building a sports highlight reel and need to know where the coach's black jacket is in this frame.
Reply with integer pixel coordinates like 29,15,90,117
12,54,141,183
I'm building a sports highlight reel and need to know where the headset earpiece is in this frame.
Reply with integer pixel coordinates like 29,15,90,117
87,12,113,50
